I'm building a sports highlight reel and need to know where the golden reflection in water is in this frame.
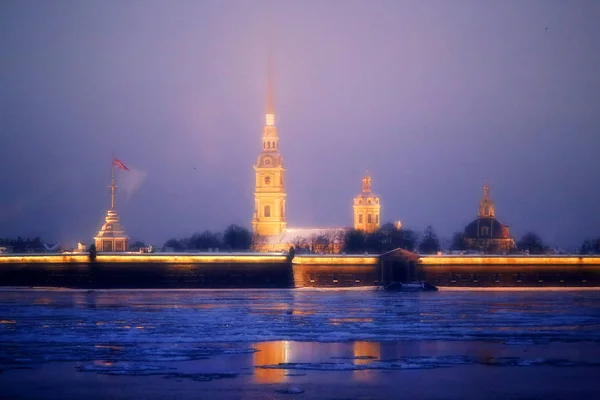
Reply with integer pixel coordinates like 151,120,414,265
353,341,380,382
252,341,290,384
33,297,51,305
329,317,373,326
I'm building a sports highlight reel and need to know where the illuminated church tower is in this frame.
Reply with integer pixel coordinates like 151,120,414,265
463,182,515,253
94,160,129,252
478,183,495,218
252,61,287,237
353,172,381,233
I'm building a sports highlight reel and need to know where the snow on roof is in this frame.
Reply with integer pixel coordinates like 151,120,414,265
265,227,349,245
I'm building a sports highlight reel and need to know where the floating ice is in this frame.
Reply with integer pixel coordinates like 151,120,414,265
275,387,305,394
1,289,600,371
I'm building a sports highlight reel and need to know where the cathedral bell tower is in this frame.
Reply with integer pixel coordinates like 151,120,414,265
252,58,286,237
353,172,381,233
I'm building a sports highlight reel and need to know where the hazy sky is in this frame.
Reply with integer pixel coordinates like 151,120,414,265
1,0,599,248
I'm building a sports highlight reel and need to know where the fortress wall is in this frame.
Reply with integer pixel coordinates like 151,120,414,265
0,253,292,289
1,253,600,288
419,256,600,266
418,256,600,287
292,256,380,287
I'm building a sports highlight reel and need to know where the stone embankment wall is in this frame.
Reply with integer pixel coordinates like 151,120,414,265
1,253,600,288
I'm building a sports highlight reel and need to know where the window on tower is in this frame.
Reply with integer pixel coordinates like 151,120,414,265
265,176,271,185
368,214,372,223
375,215,379,224
264,205,271,217
359,214,363,223
267,142,271,148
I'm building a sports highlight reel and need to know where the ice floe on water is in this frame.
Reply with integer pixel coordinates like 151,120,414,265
1,289,600,373
257,356,600,371
76,362,239,381
77,362,170,375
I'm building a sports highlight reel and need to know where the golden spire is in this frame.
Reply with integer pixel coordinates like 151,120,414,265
479,180,495,218
265,39,275,126
362,170,372,192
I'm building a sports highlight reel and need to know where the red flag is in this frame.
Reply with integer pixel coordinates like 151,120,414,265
113,158,130,171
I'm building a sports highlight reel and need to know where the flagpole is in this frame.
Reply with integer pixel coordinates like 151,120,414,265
111,161,116,210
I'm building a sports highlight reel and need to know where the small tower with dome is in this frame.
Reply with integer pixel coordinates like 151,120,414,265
463,182,515,253
94,159,130,252
353,172,381,233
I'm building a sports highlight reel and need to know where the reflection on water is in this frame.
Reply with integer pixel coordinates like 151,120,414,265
252,341,290,383
353,341,381,382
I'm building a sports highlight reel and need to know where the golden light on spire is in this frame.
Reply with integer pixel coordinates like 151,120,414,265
266,113,275,126
265,37,275,125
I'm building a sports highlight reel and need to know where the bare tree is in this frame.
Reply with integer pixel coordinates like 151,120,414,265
308,234,319,253
291,236,309,253
251,233,269,252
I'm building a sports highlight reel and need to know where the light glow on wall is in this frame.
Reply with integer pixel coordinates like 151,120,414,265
419,256,600,266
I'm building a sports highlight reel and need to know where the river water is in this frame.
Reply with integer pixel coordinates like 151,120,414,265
1,288,599,399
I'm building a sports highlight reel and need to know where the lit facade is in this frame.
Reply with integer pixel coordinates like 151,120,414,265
94,209,129,252
353,173,381,233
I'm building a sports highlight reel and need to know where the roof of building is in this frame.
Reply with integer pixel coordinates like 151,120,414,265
94,209,130,240
464,217,511,239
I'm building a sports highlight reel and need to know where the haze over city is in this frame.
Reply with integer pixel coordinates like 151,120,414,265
1,0,599,249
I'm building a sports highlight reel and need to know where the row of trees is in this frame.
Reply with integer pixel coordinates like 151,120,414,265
161,224,255,252
150,226,600,255
342,224,420,254
450,231,568,255
0,237,45,252
581,238,600,255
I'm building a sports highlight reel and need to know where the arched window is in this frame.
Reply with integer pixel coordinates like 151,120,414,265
375,214,379,224
368,214,372,223
267,142,271,148
359,214,363,223
264,176,271,185
481,226,489,236
368,199,372,204
264,205,271,217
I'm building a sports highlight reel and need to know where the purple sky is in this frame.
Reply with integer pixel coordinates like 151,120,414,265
1,0,599,249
